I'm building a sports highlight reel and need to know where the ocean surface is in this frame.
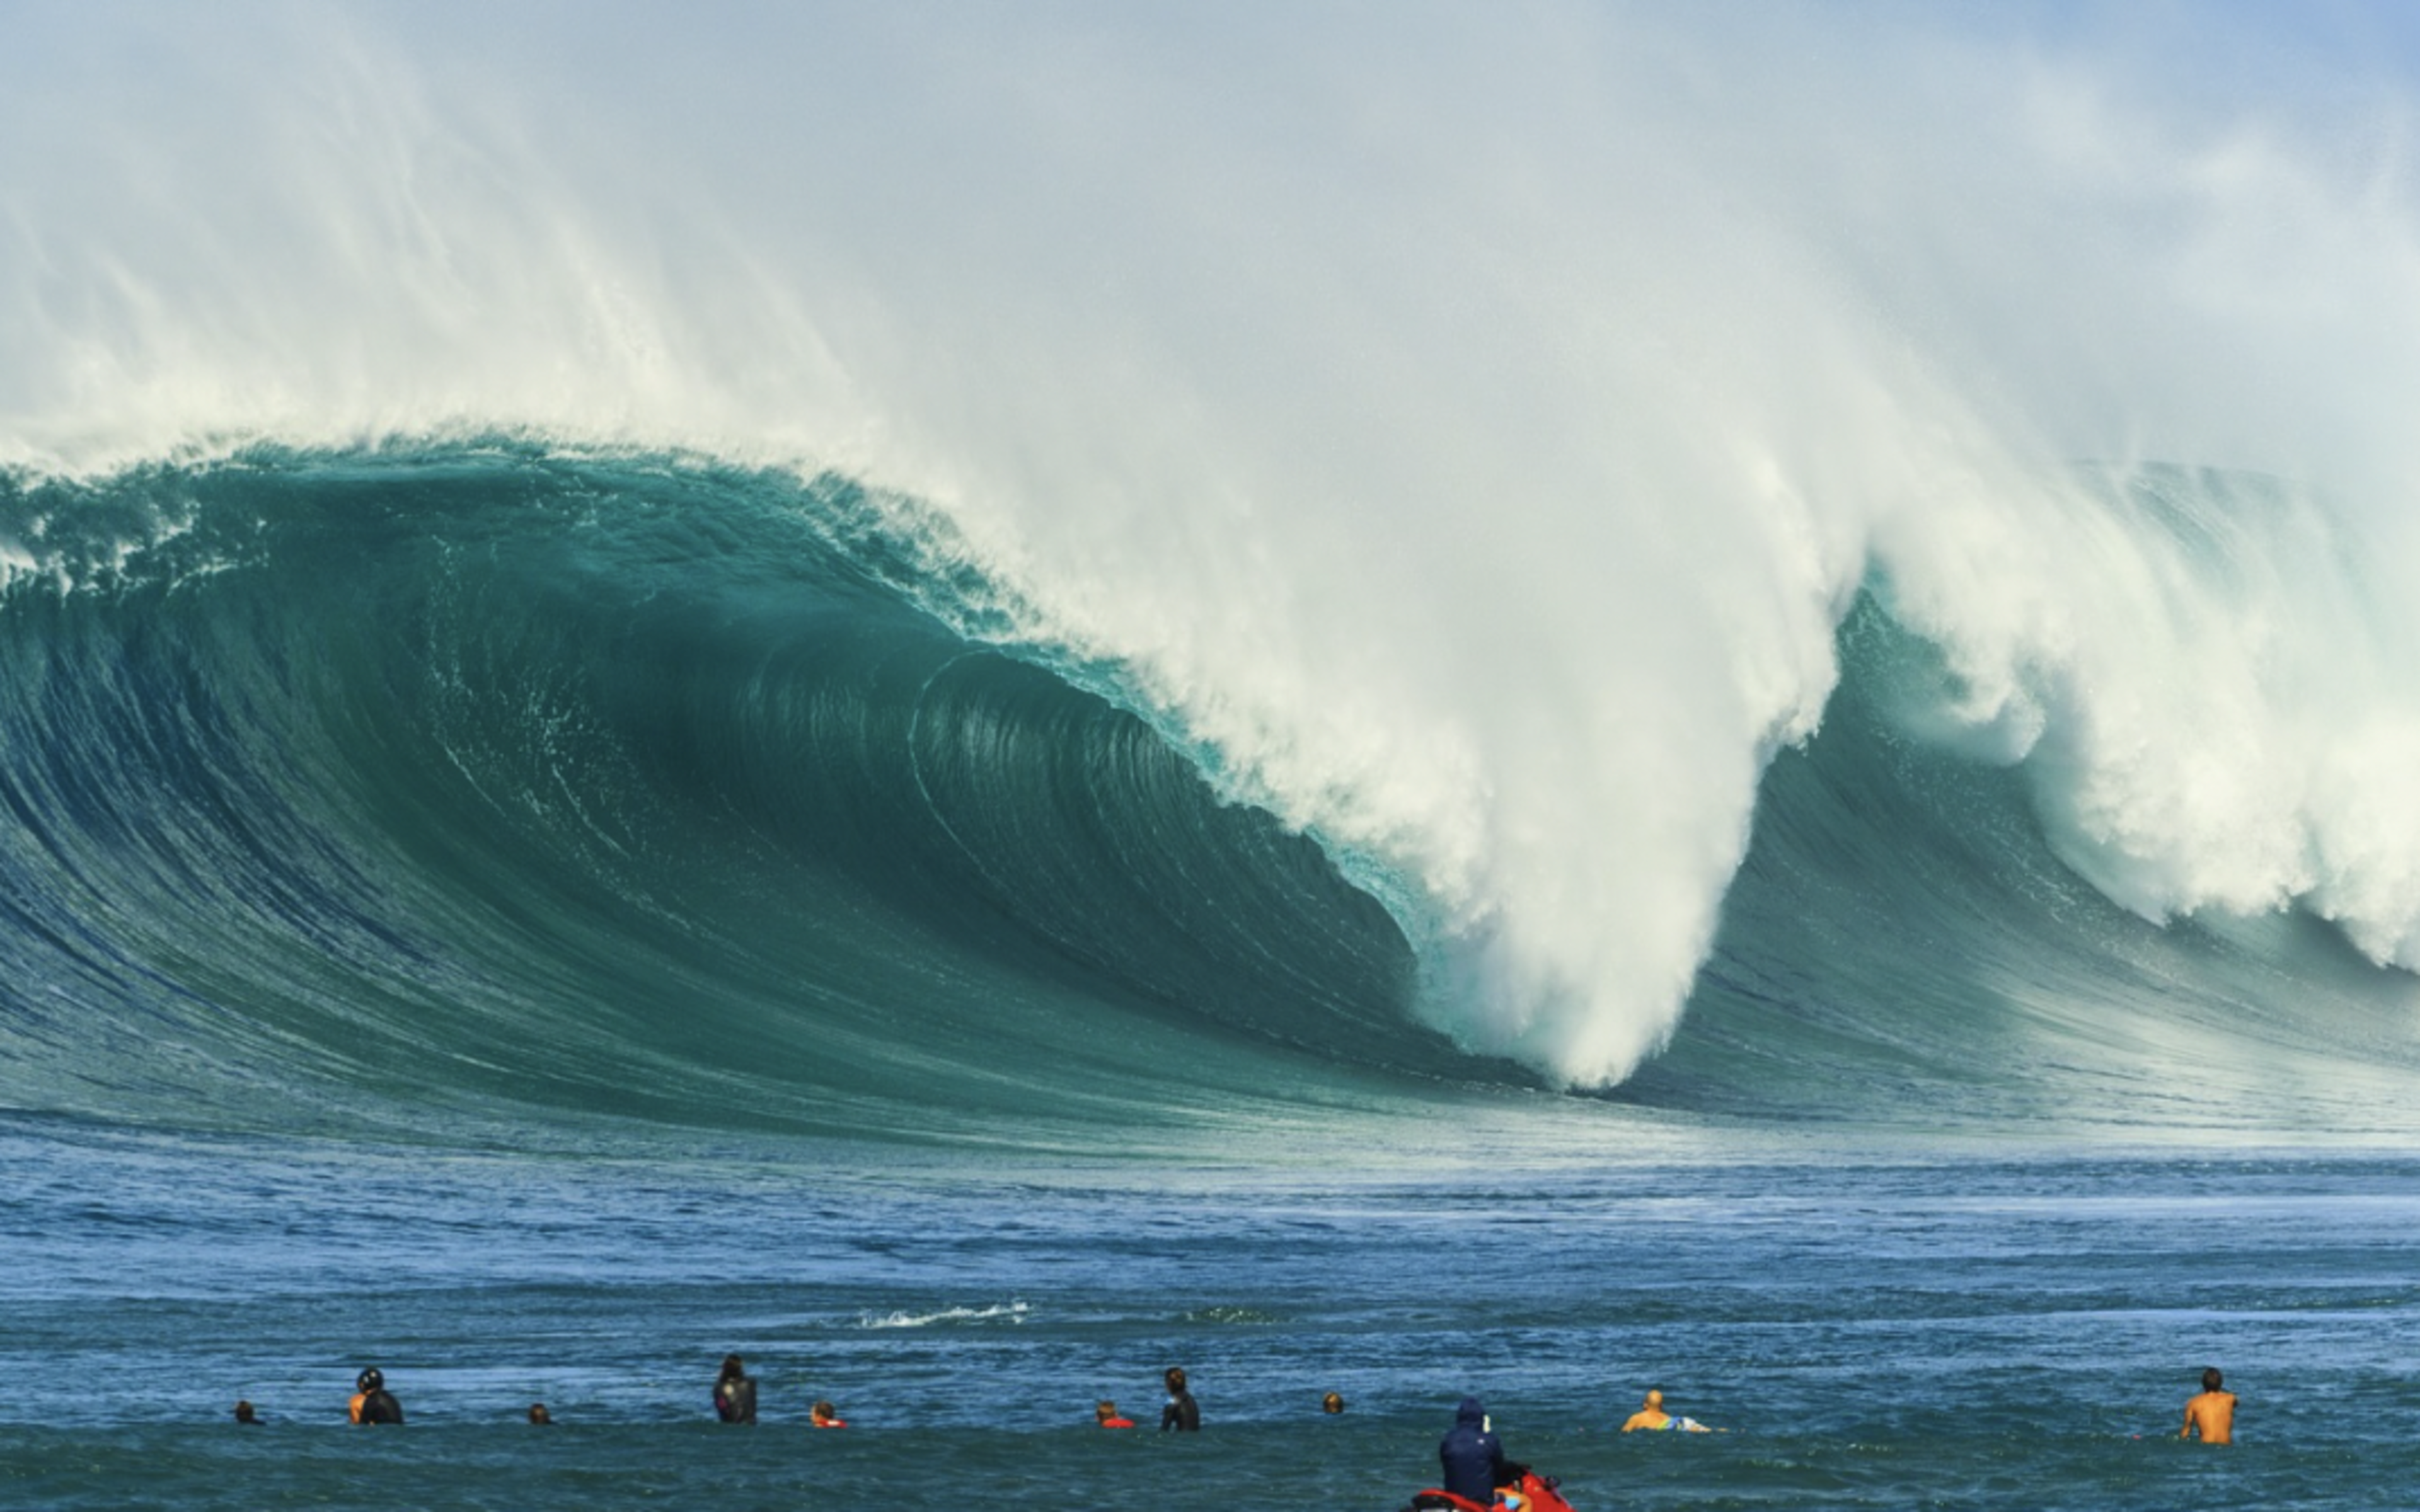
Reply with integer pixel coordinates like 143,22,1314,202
8,5,2420,1508
11,1118,2420,1510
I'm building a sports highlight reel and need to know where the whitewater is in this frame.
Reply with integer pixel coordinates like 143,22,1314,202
8,4,2420,1509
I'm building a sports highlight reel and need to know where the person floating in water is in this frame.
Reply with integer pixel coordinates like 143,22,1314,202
527,1402,553,1425
1323,1391,1346,1414
2181,1366,2236,1443
1160,1366,1199,1431
349,1367,403,1425
1095,1400,1136,1428
1620,1388,1714,1433
1438,1396,1512,1508
232,1400,260,1425
714,1354,758,1424
810,1399,847,1428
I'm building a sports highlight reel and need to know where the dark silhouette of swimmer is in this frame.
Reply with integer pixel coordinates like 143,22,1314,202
714,1354,758,1424
527,1402,552,1425
349,1367,403,1425
1160,1366,1199,1431
232,1400,260,1424
1438,1396,1509,1506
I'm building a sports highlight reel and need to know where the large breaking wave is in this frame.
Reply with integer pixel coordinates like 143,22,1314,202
4,4,2420,1142
1,445,2415,1145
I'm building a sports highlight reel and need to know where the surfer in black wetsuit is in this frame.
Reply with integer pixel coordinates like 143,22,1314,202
233,1399,260,1424
1160,1365,1200,1431
714,1354,758,1424
350,1367,404,1425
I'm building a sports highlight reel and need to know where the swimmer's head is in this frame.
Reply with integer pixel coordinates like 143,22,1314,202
1096,1400,1119,1421
1322,1392,1344,1414
356,1368,383,1394
233,1400,257,1423
1644,1389,1664,1408
1165,1366,1187,1393
2203,1367,2223,1392
527,1403,551,1424
719,1354,746,1381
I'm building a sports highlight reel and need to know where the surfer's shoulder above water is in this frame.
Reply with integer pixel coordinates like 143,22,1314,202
1160,1366,1199,1431
714,1353,758,1424
349,1367,403,1425
1621,1387,1715,1433
2181,1366,2235,1443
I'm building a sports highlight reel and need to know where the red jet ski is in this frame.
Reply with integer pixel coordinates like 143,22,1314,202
1403,1470,1579,1512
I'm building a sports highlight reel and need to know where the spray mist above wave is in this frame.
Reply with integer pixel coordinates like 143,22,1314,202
5,3,2420,1091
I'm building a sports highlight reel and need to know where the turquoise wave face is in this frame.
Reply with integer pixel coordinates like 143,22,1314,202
0,445,1477,1148
3,445,2416,1150
1633,589,2420,1136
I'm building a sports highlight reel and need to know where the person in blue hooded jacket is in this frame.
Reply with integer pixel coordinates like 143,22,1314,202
1438,1395,1510,1506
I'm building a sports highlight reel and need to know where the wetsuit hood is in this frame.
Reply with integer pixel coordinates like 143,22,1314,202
1456,1396,1486,1426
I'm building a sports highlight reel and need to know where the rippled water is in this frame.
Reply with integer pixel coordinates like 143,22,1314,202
8,1118,2416,1510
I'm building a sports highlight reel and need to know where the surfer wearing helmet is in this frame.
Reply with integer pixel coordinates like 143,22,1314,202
713,1354,758,1424
1160,1366,1199,1431
349,1366,404,1424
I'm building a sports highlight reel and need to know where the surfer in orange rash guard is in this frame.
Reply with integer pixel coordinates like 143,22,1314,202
810,1399,847,1428
1095,1400,1136,1428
